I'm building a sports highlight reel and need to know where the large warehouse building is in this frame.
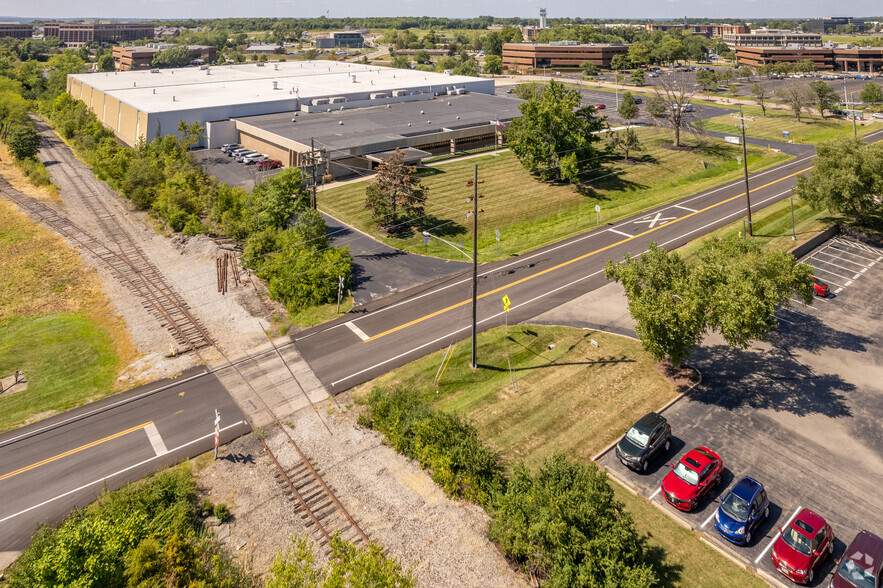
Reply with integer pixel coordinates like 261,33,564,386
502,41,630,72
66,61,510,175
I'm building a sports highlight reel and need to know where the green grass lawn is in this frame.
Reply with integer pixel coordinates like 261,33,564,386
0,200,131,433
698,105,879,143
0,314,119,432
319,128,791,261
355,324,765,587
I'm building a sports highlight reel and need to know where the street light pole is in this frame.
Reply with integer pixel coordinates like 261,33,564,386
471,164,478,369
731,109,754,236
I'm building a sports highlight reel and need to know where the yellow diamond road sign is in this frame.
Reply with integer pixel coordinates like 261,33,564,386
502,295,511,312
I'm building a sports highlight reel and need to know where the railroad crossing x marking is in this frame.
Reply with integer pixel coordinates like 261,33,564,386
633,212,677,228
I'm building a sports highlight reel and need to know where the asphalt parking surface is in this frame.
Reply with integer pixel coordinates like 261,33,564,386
192,147,283,192
599,236,883,587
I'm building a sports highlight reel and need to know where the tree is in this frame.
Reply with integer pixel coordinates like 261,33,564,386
645,93,667,117
513,82,543,101
483,54,502,75
390,55,410,69
608,127,644,161
152,45,191,68
651,76,698,147
413,49,430,63
793,137,883,225
488,456,657,587
807,80,840,117
630,69,645,86
506,79,605,183
627,41,652,68
45,52,86,95
304,48,317,60
5,123,42,160
738,66,753,80
859,80,883,104
364,149,427,233
250,167,309,232
96,53,115,72
579,61,598,77
610,53,631,71
776,83,811,123
618,91,639,123
750,82,769,116
605,239,814,367
696,69,717,91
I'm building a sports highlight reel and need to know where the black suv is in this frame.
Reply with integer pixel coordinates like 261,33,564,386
615,412,672,472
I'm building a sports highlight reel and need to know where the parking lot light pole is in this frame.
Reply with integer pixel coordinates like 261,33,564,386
731,110,755,236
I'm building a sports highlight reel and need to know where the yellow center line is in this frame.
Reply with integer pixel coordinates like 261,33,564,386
364,165,814,343
0,422,153,482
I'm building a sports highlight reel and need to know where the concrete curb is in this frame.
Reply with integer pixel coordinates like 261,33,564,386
591,364,703,462
756,567,793,588
700,536,747,570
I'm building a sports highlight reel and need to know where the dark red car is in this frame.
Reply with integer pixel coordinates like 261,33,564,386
660,447,723,511
811,277,829,297
596,103,607,109
256,159,282,171
770,508,834,584
832,530,883,588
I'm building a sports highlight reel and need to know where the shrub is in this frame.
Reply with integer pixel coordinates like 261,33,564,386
213,502,231,523
199,497,214,517
363,387,505,506
15,157,52,187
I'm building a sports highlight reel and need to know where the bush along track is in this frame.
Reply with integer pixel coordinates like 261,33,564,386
359,387,659,586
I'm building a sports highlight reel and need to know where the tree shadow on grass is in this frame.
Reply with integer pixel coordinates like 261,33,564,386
688,343,854,418
413,214,467,239
640,538,683,588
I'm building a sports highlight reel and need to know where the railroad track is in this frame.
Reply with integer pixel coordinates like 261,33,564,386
3,127,369,552
38,131,212,352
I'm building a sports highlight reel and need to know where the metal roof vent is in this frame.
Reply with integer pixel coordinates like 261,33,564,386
291,118,296,122
339,121,343,125
272,81,278,90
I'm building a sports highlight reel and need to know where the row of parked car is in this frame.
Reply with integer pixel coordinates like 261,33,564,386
616,412,882,586
220,144,282,171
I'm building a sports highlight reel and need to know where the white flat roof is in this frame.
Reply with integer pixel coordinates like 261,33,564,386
69,61,487,114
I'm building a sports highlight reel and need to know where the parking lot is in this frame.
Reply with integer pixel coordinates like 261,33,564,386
599,236,883,586
192,147,284,192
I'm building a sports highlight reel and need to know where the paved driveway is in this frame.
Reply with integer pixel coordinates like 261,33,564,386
599,236,883,587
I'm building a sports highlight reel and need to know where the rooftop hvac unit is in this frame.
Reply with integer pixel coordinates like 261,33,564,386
257,62,265,67
392,89,409,97
329,97,347,104
272,81,278,90
370,92,388,99
312,97,329,105
199,65,208,70
150,68,160,73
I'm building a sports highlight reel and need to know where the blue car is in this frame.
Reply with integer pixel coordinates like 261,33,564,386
714,476,770,545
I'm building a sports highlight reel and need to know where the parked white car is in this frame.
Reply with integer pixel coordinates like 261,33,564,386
242,153,269,165
235,150,259,162
872,112,883,120
229,147,252,158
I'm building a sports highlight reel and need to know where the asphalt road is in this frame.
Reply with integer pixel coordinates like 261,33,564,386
293,127,883,392
598,236,883,587
0,367,250,554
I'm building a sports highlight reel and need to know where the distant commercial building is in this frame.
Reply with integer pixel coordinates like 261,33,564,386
806,17,865,34
502,41,630,72
723,29,822,48
315,31,365,49
43,21,154,47
645,24,749,38
735,45,883,72
245,44,282,55
112,45,217,71
0,22,34,39
65,61,496,156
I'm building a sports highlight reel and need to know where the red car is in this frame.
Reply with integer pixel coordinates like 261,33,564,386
832,530,883,588
660,447,723,511
770,508,834,584
256,159,282,171
811,277,829,297
596,103,607,109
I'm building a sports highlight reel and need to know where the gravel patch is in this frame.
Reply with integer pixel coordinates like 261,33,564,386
198,405,527,587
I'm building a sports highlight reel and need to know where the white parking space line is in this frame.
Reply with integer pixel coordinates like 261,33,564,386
814,251,869,271
789,298,816,310
649,486,662,500
701,509,717,528
144,423,168,456
782,308,808,318
835,287,844,294
809,260,859,281
773,315,794,324
344,321,370,342
755,505,802,564
825,246,878,264
608,228,633,238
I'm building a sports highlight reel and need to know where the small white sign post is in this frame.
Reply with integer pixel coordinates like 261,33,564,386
595,204,601,226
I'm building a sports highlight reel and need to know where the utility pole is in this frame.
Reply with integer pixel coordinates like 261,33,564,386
731,109,754,236
471,164,478,369
310,137,318,209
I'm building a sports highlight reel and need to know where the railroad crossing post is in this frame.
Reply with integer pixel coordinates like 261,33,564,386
213,409,220,459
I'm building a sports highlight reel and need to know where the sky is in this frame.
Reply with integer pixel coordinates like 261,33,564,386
1,0,881,21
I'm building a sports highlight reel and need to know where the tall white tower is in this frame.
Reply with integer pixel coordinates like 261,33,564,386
539,8,547,29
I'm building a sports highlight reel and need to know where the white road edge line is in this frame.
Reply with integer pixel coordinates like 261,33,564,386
755,505,802,564
0,370,209,449
0,421,248,524
344,321,370,342
649,486,662,501
701,508,717,528
144,423,168,456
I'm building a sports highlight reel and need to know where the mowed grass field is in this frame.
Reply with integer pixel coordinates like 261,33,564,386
0,200,135,433
699,105,880,143
354,325,765,588
319,128,791,261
